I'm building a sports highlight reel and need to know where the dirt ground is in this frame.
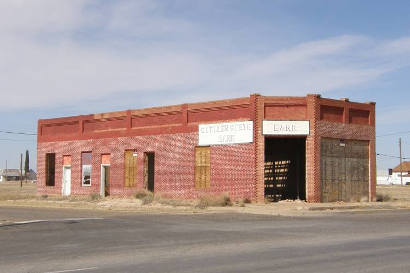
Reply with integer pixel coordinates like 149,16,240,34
376,185,410,201
1,182,410,216
0,181,37,200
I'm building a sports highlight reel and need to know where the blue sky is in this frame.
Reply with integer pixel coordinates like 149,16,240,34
1,0,410,171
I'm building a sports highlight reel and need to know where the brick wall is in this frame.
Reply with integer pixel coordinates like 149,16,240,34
37,132,255,200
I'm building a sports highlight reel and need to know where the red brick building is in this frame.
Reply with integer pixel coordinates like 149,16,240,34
37,94,376,202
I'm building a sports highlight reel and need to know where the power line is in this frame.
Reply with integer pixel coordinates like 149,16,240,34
0,138,36,142
1,127,409,138
377,153,410,160
377,130,410,138
0,130,36,136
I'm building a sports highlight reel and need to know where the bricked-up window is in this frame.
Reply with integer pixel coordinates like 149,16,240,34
45,153,55,186
195,147,210,189
124,150,137,187
82,152,92,186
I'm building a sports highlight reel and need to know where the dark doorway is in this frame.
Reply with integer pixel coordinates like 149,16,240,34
144,152,155,192
264,138,306,201
102,165,110,197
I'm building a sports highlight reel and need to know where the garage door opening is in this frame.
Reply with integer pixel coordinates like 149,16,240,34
264,138,306,202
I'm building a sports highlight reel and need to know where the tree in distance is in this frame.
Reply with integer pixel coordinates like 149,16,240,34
24,150,29,180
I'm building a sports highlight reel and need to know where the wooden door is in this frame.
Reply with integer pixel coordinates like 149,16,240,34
195,147,210,189
124,151,137,187
62,166,71,196
321,138,369,202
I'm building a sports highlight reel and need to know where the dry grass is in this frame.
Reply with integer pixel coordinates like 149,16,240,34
0,182,101,202
135,189,154,204
155,194,193,207
134,190,193,206
0,181,37,200
88,193,101,201
196,193,232,209
135,189,151,199
376,185,410,201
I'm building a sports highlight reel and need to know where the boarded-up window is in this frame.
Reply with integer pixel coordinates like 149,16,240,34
101,154,111,165
45,153,55,186
195,147,210,189
82,152,92,186
125,150,137,187
63,155,71,166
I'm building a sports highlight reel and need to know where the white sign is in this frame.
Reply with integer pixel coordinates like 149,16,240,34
263,120,310,136
199,121,253,146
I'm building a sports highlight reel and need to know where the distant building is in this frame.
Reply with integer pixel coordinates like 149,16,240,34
377,162,410,185
377,169,391,185
0,169,21,182
0,169,37,182
391,162,410,185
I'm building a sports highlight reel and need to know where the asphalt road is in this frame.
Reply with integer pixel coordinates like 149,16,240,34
1,207,410,273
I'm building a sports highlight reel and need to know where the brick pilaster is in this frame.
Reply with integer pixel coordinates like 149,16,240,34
369,139,376,201
368,102,376,201
181,104,188,126
126,110,132,132
306,94,321,202
250,94,265,203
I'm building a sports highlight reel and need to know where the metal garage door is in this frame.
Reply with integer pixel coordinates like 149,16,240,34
321,138,369,202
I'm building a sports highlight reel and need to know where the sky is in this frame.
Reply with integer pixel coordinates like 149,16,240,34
1,0,410,172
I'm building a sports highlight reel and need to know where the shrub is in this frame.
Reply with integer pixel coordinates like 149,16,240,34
41,194,48,199
238,200,246,207
141,193,154,205
376,193,391,202
236,198,251,207
89,193,101,201
135,189,151,199
196,194,232,209
196,198,209,209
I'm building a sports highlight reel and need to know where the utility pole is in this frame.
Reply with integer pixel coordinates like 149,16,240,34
5,160,7,182
400,138,403,186
20,153,23,188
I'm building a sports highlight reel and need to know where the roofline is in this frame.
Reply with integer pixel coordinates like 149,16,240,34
38,93,375,123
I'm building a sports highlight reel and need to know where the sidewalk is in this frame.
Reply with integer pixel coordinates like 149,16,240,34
1,198,409,217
